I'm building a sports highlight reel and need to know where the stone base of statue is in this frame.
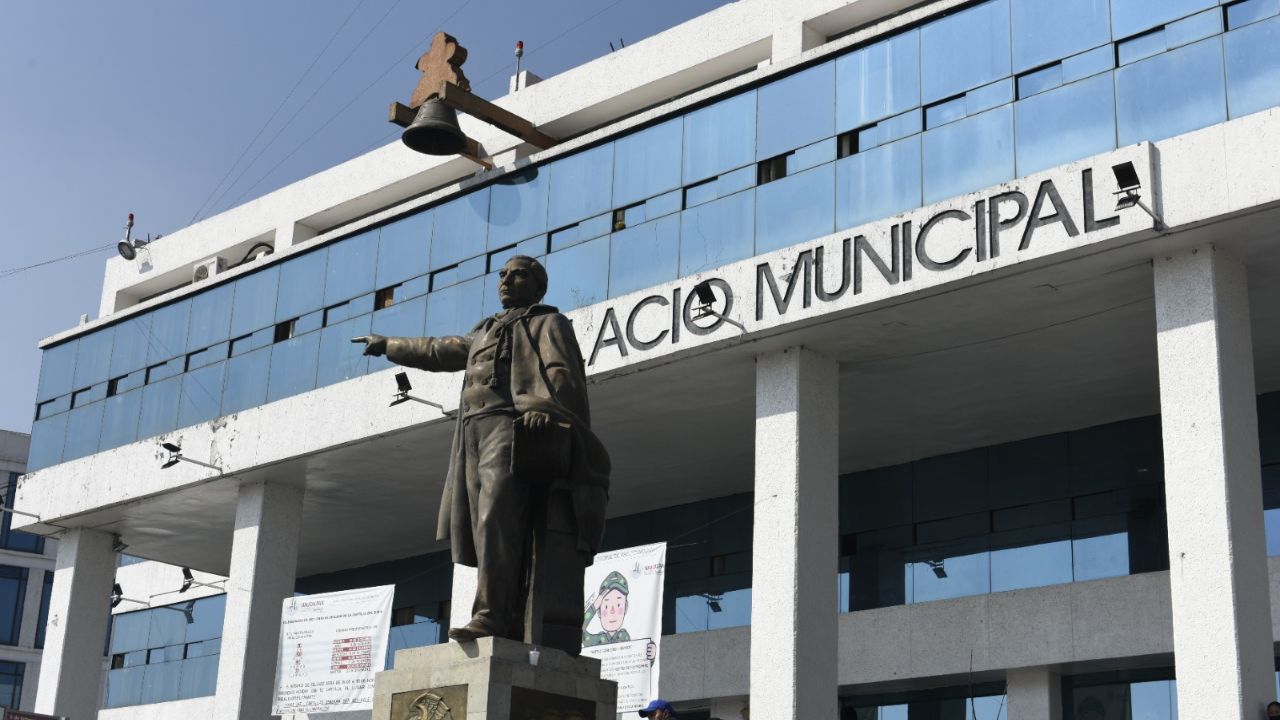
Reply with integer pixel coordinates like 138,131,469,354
373,636,617,720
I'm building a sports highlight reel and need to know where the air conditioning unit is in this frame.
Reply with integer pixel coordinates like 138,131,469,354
192,256,227,283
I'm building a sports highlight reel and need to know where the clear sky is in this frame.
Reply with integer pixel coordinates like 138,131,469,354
0,0,729,435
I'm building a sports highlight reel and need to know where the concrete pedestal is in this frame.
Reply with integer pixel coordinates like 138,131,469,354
373,637,616,720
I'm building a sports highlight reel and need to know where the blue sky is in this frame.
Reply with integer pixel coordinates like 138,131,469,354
0,0,727,435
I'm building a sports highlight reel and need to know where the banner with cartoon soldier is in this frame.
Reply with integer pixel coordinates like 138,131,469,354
581,542,666,713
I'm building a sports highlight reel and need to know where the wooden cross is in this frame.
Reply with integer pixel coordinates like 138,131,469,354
410,31,471,108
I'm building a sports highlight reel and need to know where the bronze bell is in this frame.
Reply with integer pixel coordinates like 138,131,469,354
401,97,467,155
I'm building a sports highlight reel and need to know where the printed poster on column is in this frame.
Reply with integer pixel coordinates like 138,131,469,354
581,542,666,713
271,584,394,716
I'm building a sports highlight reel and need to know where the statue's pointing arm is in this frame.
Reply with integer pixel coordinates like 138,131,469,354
386,335,470,372
353,333,471,372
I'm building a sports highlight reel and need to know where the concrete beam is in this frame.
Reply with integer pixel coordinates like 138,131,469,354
1153,245,1274,719
751,346,838,718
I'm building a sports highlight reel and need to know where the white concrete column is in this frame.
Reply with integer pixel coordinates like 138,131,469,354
33,527,115,718
750,347,839,719
213,480,304,720
448,564,477,631
1007,667,1062,720
771,20,824,62
1153,245,1274,720
17,565,46,648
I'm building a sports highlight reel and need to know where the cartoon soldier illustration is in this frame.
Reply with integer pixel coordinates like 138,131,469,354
582,570,657,661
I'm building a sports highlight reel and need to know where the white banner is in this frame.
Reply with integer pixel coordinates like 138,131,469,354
272,584,394,716
582,542,666,714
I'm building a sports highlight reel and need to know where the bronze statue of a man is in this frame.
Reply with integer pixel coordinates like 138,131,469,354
354,255,610,655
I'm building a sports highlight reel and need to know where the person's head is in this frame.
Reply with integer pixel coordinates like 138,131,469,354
597,571,629,632
498,255,547,308
638,699,675,719
1266,700,1280,718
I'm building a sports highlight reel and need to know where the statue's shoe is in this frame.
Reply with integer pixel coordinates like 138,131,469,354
448,619,500,642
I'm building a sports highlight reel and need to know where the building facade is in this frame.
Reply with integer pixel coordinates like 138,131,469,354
15,0,1280,718
0,431,60,713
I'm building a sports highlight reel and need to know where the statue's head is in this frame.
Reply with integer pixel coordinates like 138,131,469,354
498,255,547,308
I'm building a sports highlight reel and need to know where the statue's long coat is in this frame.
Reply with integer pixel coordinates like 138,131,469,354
385,305,611,567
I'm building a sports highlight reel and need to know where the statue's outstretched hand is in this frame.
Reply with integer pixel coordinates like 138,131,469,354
351,334,388,357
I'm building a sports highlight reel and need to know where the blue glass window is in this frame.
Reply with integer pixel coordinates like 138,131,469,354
1226,15,1280,118
547,144,613,229
1063,45,1116,83
62,401,105,462
990,538,1073,591
424,276,485,337
923,104,1015,204
323,231,379,306
679,189,754,277
1011,0,1110,72
137,376,181,440
756,162,836,254
178,362,226,427
609,215,680,298
909,549,989,602
1074,531,1130,580
758,62,835,160
275,250,327,323
1111,0,1216,40
0,475,44,554
147,299,191,364
107,595,225,707
837,30,920,131
186,283,234,353
0,661,23,709
376,213,432,288
221,347,271,415
387,616,443,669
674,586,751,632
266,331,320,403
0,566,27,646
1015,72,1117,176
36,340,77,402
683,91,757,184
1116,36,1227,145
73,327,114,391
921,0,1012,104
543,236,610,312
317,313,372,386
370,295,428,372
613,119,682,208
229,266,280,338
27,414,67,471
178,655,219,699
109,316,152,379
1166,8,1223,49
432,188,491,268
488,167,548,249
1228,0,1280,29
99,389,142,451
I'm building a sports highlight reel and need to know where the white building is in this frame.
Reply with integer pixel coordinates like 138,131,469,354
0,431,58,713
16,0,1280,718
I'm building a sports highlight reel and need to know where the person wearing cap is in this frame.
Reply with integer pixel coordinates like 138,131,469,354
583,570,633,645
582,571,659,661
638,699,676,718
